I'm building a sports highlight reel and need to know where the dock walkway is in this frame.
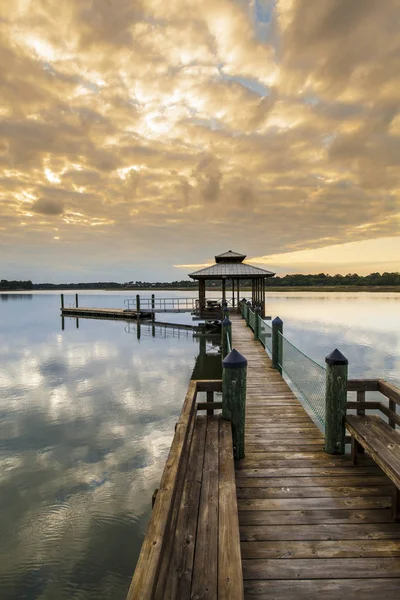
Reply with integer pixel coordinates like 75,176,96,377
230,313,400,599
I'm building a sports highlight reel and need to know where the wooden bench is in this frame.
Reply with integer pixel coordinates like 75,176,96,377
346,379,400,521
127,380,243,600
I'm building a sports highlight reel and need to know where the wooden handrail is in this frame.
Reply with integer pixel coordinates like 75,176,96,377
346,378,400,431
379,380,400,407
347,379,380,391
126,380,198,599
127,378,224,599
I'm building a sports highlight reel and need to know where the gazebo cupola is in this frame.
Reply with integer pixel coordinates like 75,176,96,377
189,250,275,318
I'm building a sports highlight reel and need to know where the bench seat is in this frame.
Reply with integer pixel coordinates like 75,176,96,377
346,414,400,520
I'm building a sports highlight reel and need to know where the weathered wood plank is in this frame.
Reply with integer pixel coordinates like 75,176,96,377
236,475,389,487
237,485,393,499
191,416,219,599
240,522,400,541
127,380,197,600
218,419,244,600
243,579,400,599
159,416,207,600
242,557,400,579
238,509,394,526
238,496,392,511
241,539,400,559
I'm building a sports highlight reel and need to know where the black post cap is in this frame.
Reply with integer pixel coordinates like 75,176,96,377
254,306,261,313
222,348,247,369
325,348,348,366
272,316,283,325
221,317,232,326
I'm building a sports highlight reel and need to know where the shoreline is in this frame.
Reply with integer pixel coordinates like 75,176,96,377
2,286,400,293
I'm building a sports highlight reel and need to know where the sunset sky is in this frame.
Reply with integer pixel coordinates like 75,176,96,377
1,0,400,282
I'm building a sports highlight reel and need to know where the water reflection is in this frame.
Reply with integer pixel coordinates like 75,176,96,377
0,299,222,600
1,294,33,301
2,291,400,599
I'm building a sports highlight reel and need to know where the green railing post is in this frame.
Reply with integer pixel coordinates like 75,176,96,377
246,301,251,326
254,306,261,341
272,317,283,375
222,349,247,460
221,316,232,360
241,298,246,319
136,294,140,313
324,349,348,455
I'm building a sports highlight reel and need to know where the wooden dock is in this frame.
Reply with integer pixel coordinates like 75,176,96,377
230,312,400,599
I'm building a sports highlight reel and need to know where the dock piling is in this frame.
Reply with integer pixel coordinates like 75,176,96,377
136,294,140,314
324,349,348,455
75,293,79,308
60,294,64,310
272,316,283,375
222,349,247,460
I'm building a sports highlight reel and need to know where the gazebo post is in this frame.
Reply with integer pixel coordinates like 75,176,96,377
262,278,266,317
232,279,235,307
222,277,226,302
237,279,240,310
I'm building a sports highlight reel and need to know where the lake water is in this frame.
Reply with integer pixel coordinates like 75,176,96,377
1,290,400,599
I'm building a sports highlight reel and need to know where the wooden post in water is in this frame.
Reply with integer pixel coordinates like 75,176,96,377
75,293,79,308
137,321,141,340
222,349,247,460
136,294,140,313
254,306,261,341
221,316,232,360
272,317,283,375
324,349,348,455
151,294,155,321
61,294,64,310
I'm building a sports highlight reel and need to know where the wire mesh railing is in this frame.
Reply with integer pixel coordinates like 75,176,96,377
259,318,272,355
277,331,326,425
244,307,326,425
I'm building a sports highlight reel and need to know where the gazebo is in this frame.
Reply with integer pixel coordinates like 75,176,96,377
189,250,275,319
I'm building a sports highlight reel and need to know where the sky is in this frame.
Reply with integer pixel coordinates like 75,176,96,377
1,0,400,283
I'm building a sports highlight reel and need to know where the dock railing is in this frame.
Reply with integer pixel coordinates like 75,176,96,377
124,296,198,313
244,305,400,453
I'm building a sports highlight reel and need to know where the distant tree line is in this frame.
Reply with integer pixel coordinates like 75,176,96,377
1,272,400,291
268,272,400,287
1,279,33,290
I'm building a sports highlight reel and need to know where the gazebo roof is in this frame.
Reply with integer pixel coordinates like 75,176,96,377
189,251,275,279
215,250,246,263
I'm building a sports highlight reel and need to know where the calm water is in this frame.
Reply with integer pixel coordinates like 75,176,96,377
1,291,400,599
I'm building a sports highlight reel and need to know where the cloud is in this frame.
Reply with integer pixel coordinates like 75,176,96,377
0,0,400,280
31,198,64,216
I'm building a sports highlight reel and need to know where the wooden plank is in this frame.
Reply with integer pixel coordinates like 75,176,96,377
241,539,400,559
243,579,400,599
346,415,400,488
238,496,391,511
237,485,393,499
159,416,207,600
218,419,244,600
244,444,325,453
238,509,394,526
191,416,219,599
347,379,380,392
127,380,197,600
197,401,223,411
242,557,400,579
379,379,400,407
195,380,223,392
235,466,384,478
240,522,400,541
236,475,389,488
